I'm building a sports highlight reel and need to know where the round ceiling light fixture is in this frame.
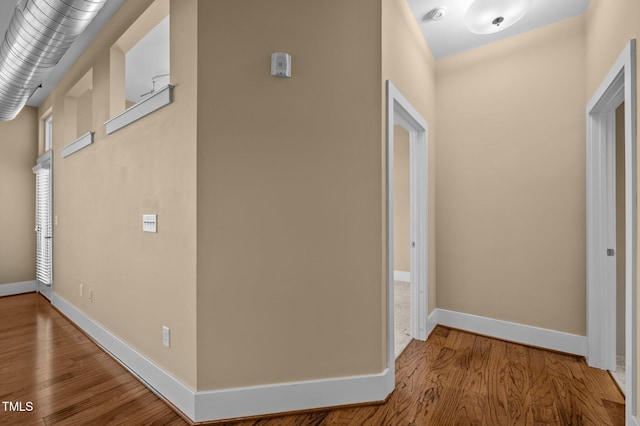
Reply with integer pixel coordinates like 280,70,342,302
464,0,532,34
426,7,447,22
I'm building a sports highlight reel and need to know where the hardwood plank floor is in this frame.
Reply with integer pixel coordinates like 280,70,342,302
223,327,625,426
0,293,185,425
0,293,625,425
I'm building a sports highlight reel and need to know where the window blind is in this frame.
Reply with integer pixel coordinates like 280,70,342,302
35,165,52,285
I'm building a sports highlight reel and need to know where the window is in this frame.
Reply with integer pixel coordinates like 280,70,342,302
34,156,52,287
125,15,170,106
106,0,171,134
44,114,52,152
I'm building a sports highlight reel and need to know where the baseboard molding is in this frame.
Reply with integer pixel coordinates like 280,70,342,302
394,271,410,282
0,280,36,297
434,308,588,357
194,369,392,422
51,293,196,419
51,292,393,423
426,309,439,337
631,415,640,426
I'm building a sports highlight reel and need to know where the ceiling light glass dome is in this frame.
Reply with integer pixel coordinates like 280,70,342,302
464,0,533,35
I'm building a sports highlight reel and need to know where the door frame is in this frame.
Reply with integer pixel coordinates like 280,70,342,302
33,150,53,301
586,39,636,420
386,80,429,375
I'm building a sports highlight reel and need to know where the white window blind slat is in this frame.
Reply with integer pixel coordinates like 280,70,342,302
35,166,52,285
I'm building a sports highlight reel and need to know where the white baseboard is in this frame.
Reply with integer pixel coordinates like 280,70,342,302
434,308,588,357
631,415,640,426
194,369,392,422
48,292,593,422
394,271,410,282
426,309,439,337
51,292,393,423
52,293,196,419
0,280,36,297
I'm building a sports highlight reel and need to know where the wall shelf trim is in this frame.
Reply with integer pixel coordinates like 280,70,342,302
105,84,173,135
61,132,94,158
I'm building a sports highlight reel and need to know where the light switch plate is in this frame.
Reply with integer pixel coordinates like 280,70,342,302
143,214,157,233
162,326,170,347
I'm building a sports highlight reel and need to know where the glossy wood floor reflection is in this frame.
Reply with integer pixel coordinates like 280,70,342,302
0,294,625,425
222,327,625,426
0,293,185,425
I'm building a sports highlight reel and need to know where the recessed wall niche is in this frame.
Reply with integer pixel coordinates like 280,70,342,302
61,69,95,158
64,69,93,141
109,0,170,119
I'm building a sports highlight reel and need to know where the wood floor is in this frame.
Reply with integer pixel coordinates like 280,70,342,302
0,293,625,425
0,293,185,425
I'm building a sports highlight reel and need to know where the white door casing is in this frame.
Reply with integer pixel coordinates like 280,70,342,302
386,80,429,378
585,39,636,421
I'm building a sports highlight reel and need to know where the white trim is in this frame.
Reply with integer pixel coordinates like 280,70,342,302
50,292,394,422
36,150,53,165
0,280,36,297
386,80,429,381
631,415,640,426
193,369,392,422
61,132,94,158
426,309,438,337
105,84,173,135
434,308,588,356
585,39,637,422
44,113,53,152
51,293,196,419
393,271,410,282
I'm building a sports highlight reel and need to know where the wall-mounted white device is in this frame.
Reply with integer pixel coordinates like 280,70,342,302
143,214,157,233
162,326,170,347
271,52,291,78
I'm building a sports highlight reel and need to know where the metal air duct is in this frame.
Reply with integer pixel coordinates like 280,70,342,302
0,0,107,121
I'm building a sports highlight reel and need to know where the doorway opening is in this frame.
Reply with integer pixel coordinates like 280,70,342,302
33,151,53,301
585,40,636,421
613,103,626,393
386,80,429,378
393,125,411,356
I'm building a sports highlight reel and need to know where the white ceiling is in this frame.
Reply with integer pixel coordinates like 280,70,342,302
406,0,591,59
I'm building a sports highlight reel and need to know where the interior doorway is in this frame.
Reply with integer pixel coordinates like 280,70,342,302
33,151,53,301
393,125,412,356
613,103,626,393
585,40,636,421
386,80,429,378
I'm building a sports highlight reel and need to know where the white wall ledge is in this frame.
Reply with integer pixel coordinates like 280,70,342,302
105,84,173,135
61,132,94,158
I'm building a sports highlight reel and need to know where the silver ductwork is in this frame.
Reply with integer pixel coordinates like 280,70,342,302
0,0,107,121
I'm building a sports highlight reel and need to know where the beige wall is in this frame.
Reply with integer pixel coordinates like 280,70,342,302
394,126,410,273
436,16,586,334
0,107,37,285
584,0,640,411
382,0,437,314
38,0,198,389
196,0,384,390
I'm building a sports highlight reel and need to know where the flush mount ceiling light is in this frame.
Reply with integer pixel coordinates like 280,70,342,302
425,7,447,22
464,0,533,35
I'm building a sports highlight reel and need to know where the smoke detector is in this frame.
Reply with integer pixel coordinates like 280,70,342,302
426,7,447,21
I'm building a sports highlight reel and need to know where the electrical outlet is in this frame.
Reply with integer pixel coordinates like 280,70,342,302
80,284,84,297
162,326,170,347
